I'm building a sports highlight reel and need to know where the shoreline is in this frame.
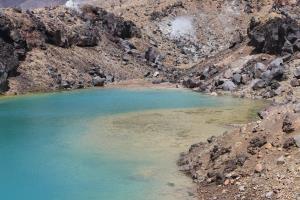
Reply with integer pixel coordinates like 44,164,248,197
0,78,273,199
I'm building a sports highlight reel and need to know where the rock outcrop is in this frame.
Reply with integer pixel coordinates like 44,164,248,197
0,5,147,94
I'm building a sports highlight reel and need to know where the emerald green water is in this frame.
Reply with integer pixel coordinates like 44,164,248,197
0,88,264,200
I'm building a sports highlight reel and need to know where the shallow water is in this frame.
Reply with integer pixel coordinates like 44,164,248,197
0,88,265,200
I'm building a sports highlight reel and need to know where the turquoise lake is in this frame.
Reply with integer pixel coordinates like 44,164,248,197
0,88,265,200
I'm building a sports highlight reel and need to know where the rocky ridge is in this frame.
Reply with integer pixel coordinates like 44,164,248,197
0,1,300,199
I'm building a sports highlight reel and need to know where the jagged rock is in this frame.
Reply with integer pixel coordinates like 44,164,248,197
92,76,105,87
249,17,300,54
277,156,285,165
249,136,267,148
294,39,300,51
223,154,248,173
201,66,218,80
45,27,70,48
294,135,300,147
210,145,231,161
152,78,164,84
145,47,160,63
119,39,136,54
251,79,266,90
81,5,141,39
105,75,115,83
232,73,242,85
262,89,277,99
269,58,284,69
75,27,99,47
283,138,296,149
282,40,294,55
183,78,199,89
282,114,295,133
60,80,72,89
223,69,233,79
291,78,300,87
241,74,251,84
0,29,26,93
294,103,300,113
149,1,184,21
229,31,243,49
222,80,236,91
254,62,267,78
88,67,105,77
294,67,300,79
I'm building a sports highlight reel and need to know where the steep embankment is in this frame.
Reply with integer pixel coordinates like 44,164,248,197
1,0,291,95
0,5,153,94
176,1,300,200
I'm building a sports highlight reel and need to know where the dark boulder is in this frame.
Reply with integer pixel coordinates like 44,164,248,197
183,78,199,89
45,27,70,48
294,67,300,79
248,17,300,55
145,47,160,63
251,79,266,90
283,138,296,149
294,39,300,51
60,80,72,89
81,6,141,39
92,76,105,87
0,13,28,93
232,73,242,85
75,26,99,47
254,62,267,78
200,66,218,80
282,114,294,133
291,78,300,87
105,75,115,83
249,136,267,148
210,145,231,162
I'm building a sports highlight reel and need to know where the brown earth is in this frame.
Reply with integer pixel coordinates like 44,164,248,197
0,0,300,200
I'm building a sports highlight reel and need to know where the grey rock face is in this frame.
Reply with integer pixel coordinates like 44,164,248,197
232,73,242,85
92,76,105,87
251,79,266,90
294,67,300,79
222,80,236,91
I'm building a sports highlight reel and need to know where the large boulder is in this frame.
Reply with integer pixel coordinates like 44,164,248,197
75,26,99,47
232,73,242,85
183,78,199,89
145,47,160,63
294,135,300,147
0,13,27,93
251,79,266,90
92,76,105,87
222,80,236,91
81,5,141,39
248,17,300,55
294,67,300,79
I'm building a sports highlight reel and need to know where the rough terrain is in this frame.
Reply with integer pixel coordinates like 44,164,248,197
1,0,300,199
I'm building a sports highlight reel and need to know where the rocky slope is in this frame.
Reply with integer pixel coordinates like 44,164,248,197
2,0,298,95
0,5,154,94
0,0,67,9
1,0,300,199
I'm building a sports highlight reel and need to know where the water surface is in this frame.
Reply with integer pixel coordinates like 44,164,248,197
0,88,265,200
